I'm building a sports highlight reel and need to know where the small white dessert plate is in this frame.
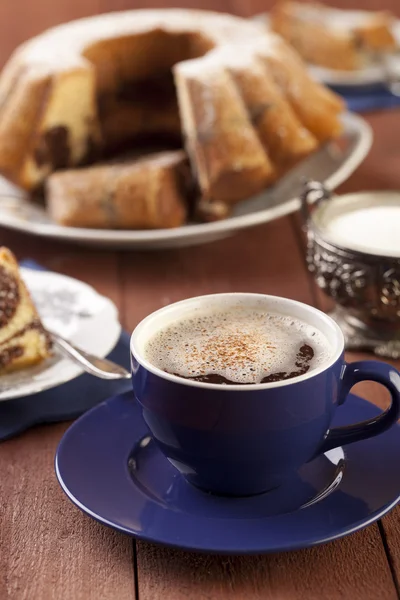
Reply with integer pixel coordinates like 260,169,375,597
0,268,121,401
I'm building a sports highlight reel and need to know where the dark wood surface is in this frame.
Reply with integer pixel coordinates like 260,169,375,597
1,1,400,598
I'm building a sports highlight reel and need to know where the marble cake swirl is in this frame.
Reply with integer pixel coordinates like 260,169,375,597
0,248,51,374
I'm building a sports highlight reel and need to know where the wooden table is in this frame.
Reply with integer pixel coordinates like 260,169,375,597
1,1,400,599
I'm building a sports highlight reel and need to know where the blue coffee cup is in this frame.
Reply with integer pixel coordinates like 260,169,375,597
131,293,400,496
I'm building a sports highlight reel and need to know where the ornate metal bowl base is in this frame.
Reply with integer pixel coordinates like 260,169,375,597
301,181,400,360
329,307,400,359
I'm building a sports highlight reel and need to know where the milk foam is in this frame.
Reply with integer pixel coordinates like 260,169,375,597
145,308,332,384
325,205,400,256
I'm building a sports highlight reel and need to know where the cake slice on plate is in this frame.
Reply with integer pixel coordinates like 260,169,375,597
0,248,51,374
269,1,397,71
46,150,190,229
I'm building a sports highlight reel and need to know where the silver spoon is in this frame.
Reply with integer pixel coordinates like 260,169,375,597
49,330,131,380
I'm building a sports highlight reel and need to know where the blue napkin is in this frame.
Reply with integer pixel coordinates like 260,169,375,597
0,261,131,442
333,85,400,113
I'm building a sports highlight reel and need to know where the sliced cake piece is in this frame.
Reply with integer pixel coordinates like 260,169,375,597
353,13,397,54
269,1,397,71
223,50,318,174
0,248,51,374
46,150,191,229
257,35,344,142
174,58,274,205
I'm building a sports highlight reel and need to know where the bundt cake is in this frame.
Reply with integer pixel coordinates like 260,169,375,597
0,248,51,374
46,150,190,229
175,34,343,208
269,2,398,71
0,8,344,224
0,10,263,191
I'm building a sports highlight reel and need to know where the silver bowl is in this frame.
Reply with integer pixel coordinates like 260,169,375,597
302,180,400,358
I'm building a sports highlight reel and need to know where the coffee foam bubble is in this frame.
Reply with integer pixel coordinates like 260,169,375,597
144,307,332,384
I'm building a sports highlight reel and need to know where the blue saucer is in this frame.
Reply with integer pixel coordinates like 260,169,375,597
55,392,400,554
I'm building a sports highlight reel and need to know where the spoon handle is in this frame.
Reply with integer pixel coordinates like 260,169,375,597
50,331,131,380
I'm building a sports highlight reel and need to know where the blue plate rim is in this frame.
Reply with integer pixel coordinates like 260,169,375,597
55,392,400,555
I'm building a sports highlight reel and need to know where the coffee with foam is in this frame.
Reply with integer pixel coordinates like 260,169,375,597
145,306,332,385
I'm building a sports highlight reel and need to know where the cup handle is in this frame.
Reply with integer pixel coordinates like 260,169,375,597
300,179,332,224
319,361,400,454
